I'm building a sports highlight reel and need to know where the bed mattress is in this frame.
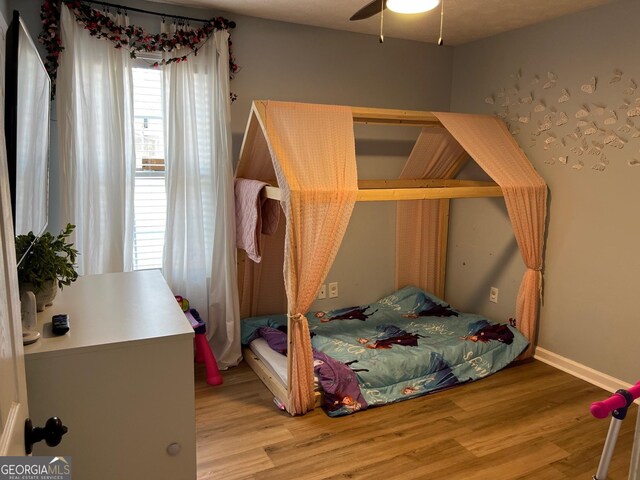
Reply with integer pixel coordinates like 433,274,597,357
242,286,528,417
249,337,288,385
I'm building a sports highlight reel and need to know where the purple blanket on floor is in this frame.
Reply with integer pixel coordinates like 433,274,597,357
256,326,368,414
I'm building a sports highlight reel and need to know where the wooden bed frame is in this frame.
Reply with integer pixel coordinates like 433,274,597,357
242,346,323,409
237,102,506,413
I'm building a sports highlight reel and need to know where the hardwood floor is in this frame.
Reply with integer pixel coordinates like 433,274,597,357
195,360,637,479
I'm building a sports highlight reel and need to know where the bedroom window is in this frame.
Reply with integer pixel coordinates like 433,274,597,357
132,67,166,270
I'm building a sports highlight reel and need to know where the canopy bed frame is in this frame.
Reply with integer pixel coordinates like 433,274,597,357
235,100,547,415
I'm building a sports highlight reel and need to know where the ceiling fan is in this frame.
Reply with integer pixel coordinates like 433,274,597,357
350,0,440,21
350,0,445,44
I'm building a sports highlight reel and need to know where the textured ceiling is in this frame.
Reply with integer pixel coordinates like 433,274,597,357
144,0,618,45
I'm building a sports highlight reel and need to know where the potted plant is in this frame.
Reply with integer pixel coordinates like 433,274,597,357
15,223,79,311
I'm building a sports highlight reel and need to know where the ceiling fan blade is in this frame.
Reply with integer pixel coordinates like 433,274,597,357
350,0,386,21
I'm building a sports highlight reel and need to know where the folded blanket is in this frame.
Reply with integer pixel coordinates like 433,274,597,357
234,178,280,262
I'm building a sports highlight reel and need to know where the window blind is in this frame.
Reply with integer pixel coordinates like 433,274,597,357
132,67,166,270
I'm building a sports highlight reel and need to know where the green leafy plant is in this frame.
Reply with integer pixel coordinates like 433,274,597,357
15,223,79,292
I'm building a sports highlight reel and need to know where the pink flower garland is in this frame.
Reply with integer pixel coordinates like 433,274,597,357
39,0,239,99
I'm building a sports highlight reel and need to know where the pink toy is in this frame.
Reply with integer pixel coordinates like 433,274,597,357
188,309,223,386
194,332,223,386
176,296,222,386
591,382,640,419
590,381,640,479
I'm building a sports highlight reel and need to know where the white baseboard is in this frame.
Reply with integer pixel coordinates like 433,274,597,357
534,347,634,395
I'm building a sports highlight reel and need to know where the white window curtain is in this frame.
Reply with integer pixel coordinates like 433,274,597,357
57,4,135,275
162,26,240,369
57,6,240,369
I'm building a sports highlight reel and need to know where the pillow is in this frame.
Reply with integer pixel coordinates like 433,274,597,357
257,326,288,354
377,286,459,318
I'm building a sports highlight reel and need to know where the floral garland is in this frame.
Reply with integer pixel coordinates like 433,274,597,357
39,0,239,99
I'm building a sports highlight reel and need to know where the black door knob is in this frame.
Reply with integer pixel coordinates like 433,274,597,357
24,417,68,454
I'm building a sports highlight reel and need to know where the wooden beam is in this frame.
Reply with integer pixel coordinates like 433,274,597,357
262,179,498,189
436,199,450,300
351,106,442,127
242,347,322,413
250,101,442,128
358,179,499,189
236,249,246,309
262,184,503,202
263,185,282,201
237,105,262,176
356,186,503,201
243,347,290,410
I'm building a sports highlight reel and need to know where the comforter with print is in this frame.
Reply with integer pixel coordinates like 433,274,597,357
241,286,528,417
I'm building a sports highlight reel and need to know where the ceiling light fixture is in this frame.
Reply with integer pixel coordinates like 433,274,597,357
386,0,440,15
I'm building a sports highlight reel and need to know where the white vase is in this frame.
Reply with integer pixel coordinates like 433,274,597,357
20,280,58,312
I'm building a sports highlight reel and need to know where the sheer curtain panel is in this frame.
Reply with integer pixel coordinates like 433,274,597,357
57,4,135,275
162,28,240,369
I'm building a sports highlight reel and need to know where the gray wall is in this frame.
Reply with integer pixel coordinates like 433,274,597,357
9,2,42,41
449,0,640,383
0,1,8,24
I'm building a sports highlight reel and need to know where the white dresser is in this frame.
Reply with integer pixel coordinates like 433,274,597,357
23,270,196,480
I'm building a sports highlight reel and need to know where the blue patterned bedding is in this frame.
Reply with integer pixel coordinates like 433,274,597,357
241,286,528,417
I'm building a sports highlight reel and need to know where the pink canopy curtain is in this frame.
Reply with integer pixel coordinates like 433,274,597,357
260,101,358,414
396,127,467,296
434,112,547,358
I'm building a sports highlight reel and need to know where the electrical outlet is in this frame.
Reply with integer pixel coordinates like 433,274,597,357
317,284,326,299
489,287,499,304
328,282,338,298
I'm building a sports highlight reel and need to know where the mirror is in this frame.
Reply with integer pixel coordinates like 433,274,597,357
5,10,51,265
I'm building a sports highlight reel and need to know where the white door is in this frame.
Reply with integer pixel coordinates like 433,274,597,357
0,10,29,456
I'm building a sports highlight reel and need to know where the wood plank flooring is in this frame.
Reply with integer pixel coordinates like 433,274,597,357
195,360,637,479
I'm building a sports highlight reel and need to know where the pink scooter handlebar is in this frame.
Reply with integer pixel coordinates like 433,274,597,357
590,382,640,419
